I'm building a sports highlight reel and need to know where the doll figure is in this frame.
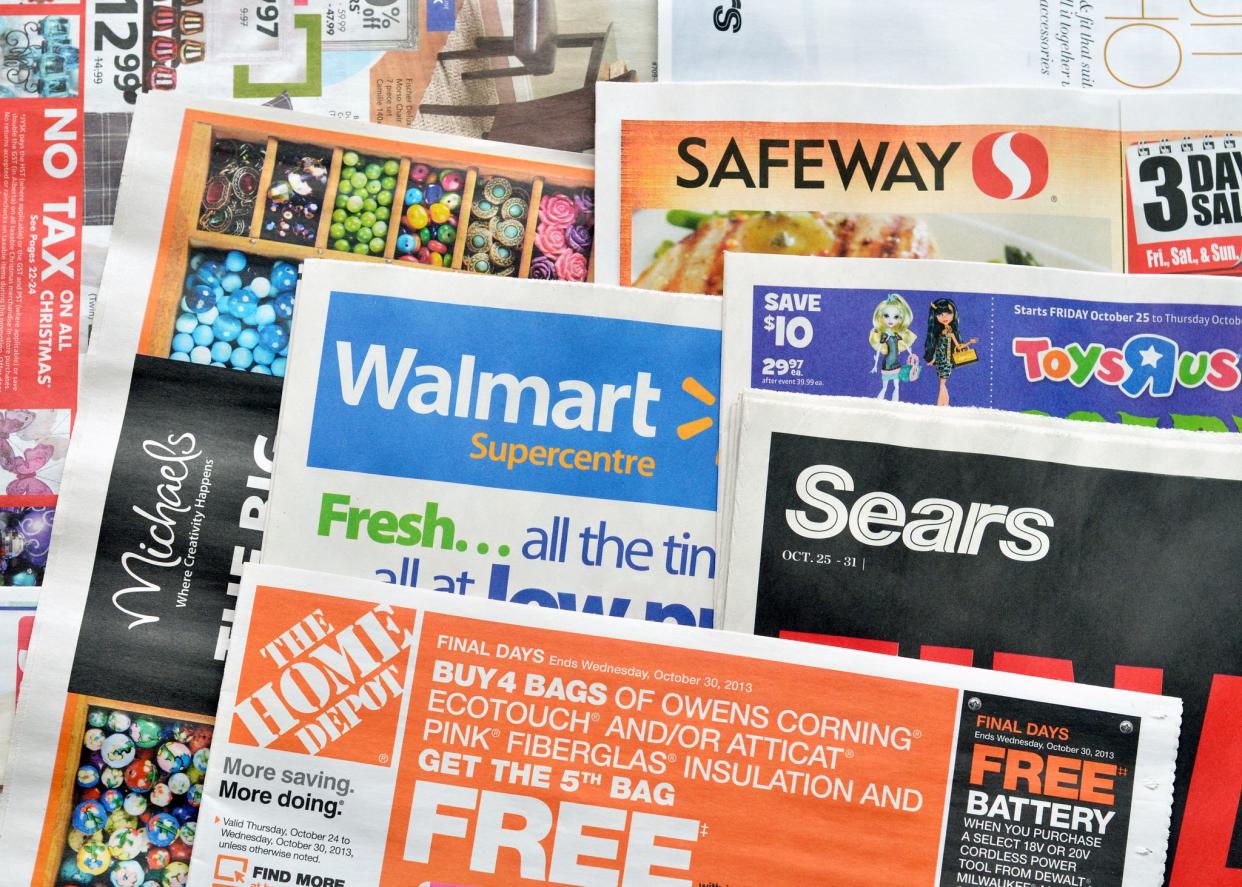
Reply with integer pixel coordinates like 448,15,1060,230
923,297,977,406
869,293,916,401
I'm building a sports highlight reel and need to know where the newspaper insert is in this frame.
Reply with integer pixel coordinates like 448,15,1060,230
186,562,1179,886
658,0,1242,91
262,261,721,627
594,81,1125,294
723,393,1242,887
0,97,596,887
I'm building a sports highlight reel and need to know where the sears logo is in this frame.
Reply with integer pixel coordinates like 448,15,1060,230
972,131,1049,201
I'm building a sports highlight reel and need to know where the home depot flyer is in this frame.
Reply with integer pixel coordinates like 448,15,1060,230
186,563,1179,886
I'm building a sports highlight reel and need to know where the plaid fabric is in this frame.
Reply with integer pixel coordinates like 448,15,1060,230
84,111,132,226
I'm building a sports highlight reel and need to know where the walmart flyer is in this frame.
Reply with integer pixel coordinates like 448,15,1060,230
186,563,1179,886
263,262,722,626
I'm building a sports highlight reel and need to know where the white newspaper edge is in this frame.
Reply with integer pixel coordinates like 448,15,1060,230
191,560,1181,886
0,96,597,874
593,80,1122,285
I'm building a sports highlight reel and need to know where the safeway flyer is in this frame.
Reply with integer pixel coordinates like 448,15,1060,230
186,563,1180,886
594,82,1125,293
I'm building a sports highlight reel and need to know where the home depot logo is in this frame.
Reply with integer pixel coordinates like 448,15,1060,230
230,586,417,764
973,131,1050,200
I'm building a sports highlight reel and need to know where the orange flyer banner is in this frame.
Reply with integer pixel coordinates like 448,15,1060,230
187,565,1180,886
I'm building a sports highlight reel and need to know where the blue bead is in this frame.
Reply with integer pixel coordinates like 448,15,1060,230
184,274,197,291
189,253,205,270
253,303,277,327
250,276,272,298
272,264,298,292
188,284,216,313
213,285,224,298
180,296,191,312
259,324,289,352
234,300,257,320
211,361,226,367
216,294,232,315
196,306,219,325
171,333,194,354
190,346,212,365
237,329,260,350
251,365,272,375
397,233,416,254
405,186,423,206
192,324,214,346
221,273,243,293
212,315,242,343
230,347,254,368
253,345,275,366
225,250,248,272
210,341,232,363
175,313,198,334
170,351,190,362
273,293,295,321
272,357,287,377
425,183,443,203
196,262,222,287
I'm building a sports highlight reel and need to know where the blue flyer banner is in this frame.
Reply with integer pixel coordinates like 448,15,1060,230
309,291,722,509
728,256,1242,433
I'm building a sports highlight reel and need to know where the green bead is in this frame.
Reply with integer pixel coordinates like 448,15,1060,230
363,197,378,213
353,243,371,256
329,223,346,240
331,208,347,223
382,159,399,176
356,226,373,243
346,195,365,214
437,223,456,244
344,216,362,233
381,176,397,191
375,206,391,221
365,179,382,195
372,219,388,237
337,180,353,196
342,150,360,167
376,190,393,207
335,194,349,209
419,227,431,244
350,171,368,189
333,238,351,252
365,163,382,180
369,237,386,254
360,211,377,228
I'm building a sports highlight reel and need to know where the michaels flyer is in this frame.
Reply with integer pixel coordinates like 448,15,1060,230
264,262,722,626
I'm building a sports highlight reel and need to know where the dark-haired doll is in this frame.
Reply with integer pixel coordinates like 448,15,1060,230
923,298,976,406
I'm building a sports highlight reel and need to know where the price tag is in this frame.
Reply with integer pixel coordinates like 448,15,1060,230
310,0,419,52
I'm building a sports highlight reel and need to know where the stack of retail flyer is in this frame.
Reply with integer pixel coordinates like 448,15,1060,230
3,3,1242,886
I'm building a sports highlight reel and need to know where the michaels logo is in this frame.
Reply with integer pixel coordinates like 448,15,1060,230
1014,334,1241,397
787,464,1053,563
972,131,1049,200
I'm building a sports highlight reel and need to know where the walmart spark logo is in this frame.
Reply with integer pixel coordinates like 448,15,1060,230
678,377,717,440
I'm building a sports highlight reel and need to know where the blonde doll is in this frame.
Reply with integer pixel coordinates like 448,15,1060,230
869,293,917,401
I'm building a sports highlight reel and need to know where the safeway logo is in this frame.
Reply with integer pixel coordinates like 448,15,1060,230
972,131,1049,200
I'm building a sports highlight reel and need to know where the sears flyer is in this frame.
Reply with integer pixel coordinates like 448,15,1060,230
187,563,1180,886
263,262,721,626
594,82,1124,294
723,394,1242,887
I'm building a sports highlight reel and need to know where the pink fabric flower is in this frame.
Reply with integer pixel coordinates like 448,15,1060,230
555,250,589,282
540,192,577,227
534,223,570,257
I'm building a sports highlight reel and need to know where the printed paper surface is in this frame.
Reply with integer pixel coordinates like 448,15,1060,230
0,96,596,887
594,82,1125,294
263,261,721,626
723,393,1242,886
186,563,1180,886
659,0,1242,91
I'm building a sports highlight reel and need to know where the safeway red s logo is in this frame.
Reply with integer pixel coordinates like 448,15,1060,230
972,131,1049,200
